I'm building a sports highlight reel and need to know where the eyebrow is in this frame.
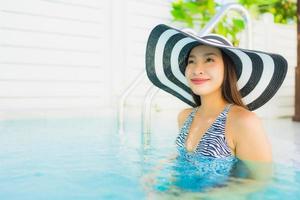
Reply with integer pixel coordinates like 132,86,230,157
188,52,218,58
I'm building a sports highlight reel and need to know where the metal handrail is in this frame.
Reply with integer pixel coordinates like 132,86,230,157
199,3,252,49
141,86,160,146
117,70,146,134
117,30,197,134
141,3,253,134
142,86,160,134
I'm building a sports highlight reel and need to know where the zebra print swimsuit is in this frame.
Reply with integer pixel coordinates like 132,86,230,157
176,104,233,158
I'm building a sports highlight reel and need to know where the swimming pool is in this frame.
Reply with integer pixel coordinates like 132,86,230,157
0,116,300,199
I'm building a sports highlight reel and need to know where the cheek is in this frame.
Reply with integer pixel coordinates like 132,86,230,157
184,67,190,77
211,64,224,80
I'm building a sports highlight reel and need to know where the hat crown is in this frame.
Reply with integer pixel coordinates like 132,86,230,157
201,34,233,47
181,28,232,47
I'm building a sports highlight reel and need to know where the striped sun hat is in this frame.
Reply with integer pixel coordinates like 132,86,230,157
145,24,288,111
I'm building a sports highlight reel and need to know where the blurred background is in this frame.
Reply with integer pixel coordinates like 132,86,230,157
0,0,297,125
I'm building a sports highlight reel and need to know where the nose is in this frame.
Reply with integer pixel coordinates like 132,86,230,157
192,62,204,75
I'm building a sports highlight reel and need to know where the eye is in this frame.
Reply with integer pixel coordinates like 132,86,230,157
187,59,194,64
205,57,214,63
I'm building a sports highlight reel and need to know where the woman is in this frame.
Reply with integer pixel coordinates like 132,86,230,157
145,24,287,182
177,44,271,162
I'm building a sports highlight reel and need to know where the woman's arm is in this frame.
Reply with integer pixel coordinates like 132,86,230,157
177,107,193,130
200,110,274,197
233,111,273,180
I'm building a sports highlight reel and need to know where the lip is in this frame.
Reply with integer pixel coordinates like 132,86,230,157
191,78,210,85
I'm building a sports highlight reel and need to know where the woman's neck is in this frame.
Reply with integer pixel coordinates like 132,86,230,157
198,90,229,118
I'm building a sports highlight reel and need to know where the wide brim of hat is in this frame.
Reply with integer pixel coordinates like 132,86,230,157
145,24,288,111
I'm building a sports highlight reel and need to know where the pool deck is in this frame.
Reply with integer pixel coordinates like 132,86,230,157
262,118,300,166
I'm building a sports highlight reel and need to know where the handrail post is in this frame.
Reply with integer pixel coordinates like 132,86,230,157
142,86,160,134
117,70,146,134
141,86,160,147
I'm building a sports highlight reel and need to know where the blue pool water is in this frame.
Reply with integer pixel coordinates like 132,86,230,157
0,117,300,199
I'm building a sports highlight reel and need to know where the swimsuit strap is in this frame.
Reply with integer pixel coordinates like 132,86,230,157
182,104,232,130
224,103,233,114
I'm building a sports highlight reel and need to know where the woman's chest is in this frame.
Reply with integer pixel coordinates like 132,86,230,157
178,117,235,156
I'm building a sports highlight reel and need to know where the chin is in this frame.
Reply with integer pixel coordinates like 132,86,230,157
191,89,212,96
191,86,219,96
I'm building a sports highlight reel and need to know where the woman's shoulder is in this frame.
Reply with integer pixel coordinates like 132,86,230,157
229,105,272,162
177,107,194,129
229,104,262,128
229,104,266,143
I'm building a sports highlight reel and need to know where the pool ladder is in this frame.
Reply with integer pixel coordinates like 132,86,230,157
118,3,252,137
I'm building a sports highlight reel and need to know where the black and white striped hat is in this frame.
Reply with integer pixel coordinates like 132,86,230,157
145,24,288,111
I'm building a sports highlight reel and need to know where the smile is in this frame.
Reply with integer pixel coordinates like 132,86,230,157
191,78,210,85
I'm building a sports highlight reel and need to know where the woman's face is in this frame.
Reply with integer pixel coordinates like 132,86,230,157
185,45,224,96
